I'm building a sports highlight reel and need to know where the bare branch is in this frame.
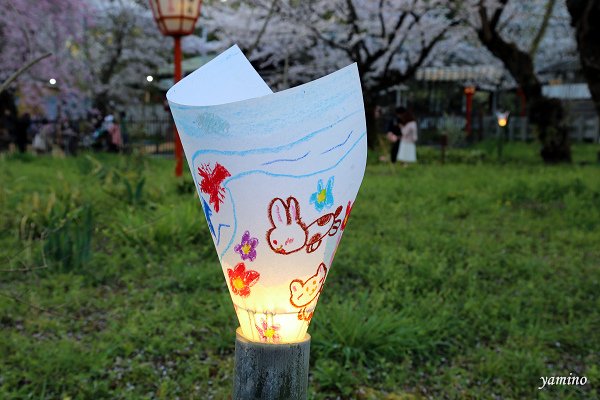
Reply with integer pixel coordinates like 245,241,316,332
247,0,279,58
529,0,557,56
378,0,386,38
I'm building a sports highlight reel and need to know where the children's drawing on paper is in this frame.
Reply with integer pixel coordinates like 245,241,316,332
167,45,368,341
267,197,342,255
289,263,328,321
341,201,353,231
255,318,281,343
234,230,259,261
198,162,231,212
201,197,215,237
227,262,260,297
309,177,334,212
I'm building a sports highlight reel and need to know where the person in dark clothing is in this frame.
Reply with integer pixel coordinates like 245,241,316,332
15,113,31,153
0,109,15,151
385,107,406,163
119,111,129,149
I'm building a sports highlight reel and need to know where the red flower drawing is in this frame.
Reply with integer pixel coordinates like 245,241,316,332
227,262,260,297
198,162,231,213
341,201,353,230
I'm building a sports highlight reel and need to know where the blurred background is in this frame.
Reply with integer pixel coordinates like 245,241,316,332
0,0,598,160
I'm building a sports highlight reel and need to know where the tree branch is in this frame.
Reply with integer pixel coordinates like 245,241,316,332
475,1,542,99
0,52,52,94
529,0,557,56
378,0,386,38
247,0,279,58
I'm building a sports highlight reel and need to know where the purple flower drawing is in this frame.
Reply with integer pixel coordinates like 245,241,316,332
234,230,259,261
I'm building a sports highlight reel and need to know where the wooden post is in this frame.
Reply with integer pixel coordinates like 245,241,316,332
233,328,310,400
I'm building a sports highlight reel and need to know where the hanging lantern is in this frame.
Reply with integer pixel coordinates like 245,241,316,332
148,0,202,37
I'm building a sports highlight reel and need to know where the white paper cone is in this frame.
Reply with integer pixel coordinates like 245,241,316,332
167,45,367,343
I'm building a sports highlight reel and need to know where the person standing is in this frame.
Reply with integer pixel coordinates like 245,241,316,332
385,107,406,163
106,114,122,152
33,118,54,154
61,118,79,156
15,113,31,153
119,111,129,151
397,110,418,164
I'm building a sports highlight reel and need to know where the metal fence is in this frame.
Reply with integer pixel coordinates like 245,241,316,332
127,114,598,153
125,117,175,155
418,115,600,144
4,113,597,155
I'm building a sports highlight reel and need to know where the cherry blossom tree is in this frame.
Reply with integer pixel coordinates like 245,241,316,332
201,0,462,146
0,0,186,117
80,0,171,114
0,0,90,116
458,0,577,162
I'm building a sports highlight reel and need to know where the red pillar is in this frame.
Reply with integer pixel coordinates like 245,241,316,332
173,36,183,177
464,86,475,137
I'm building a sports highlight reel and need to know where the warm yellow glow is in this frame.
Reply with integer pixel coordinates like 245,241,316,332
497,112,509,127
224,259,330,344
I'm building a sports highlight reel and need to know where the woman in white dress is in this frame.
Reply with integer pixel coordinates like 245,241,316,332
397,111,418,164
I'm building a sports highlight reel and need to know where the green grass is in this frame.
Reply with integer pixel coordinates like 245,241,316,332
1,143,599,399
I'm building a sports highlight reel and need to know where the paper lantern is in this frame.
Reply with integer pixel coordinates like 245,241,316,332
167,45,366,344
497,111,509,127
148,0,202,37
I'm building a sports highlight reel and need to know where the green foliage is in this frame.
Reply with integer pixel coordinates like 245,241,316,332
86,154,148,205
0,146,599,399
10,187,93,273
43,204,93,273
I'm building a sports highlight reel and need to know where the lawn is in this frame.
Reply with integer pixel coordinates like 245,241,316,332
1,143,599,399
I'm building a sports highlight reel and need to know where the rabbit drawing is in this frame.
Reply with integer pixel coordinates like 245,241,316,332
267,196,342,255
289,263,328,321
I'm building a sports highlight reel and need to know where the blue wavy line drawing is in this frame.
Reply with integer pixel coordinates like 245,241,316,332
187,108,365,261
190,110,359,162
321,131,353,154
216,223,231,246
261,151,310,166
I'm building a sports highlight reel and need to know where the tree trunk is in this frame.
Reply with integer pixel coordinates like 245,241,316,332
476,4,571,163
529,97,571,163
567,0,600,119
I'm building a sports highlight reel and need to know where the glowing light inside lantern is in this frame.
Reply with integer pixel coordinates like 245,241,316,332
497,111,509,127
